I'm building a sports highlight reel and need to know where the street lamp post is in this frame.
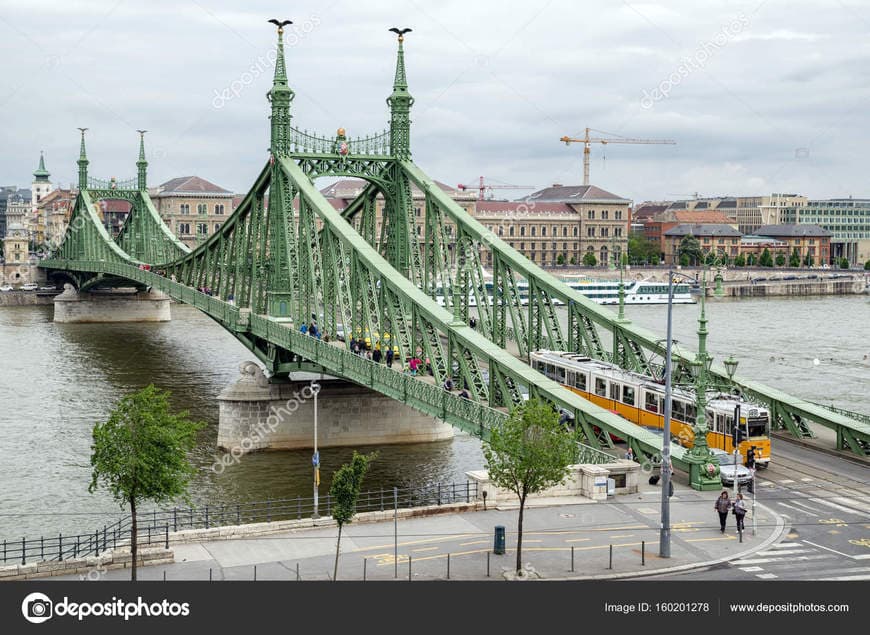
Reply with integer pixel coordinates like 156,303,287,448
659,271,675,558
685,269,722,491
312,380,321,519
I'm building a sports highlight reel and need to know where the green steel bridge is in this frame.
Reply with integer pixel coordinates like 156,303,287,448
40,24,869,489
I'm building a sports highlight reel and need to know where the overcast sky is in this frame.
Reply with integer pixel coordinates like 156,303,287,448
1,0,868,203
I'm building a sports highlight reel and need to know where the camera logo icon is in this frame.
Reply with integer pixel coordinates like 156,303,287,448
21,592,53,624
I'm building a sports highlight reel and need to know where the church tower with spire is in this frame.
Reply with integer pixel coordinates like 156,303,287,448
31,151,53,205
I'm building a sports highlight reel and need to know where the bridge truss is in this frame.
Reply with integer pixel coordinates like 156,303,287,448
41,25,869,480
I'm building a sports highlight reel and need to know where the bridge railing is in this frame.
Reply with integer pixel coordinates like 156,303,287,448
1,482,479,565
575,441,619,465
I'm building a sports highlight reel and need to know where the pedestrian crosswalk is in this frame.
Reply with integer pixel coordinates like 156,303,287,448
732,542,870,580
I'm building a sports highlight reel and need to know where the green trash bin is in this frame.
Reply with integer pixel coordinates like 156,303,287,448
493,525,506,555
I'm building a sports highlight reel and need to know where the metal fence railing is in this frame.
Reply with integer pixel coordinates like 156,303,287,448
1,481,479,566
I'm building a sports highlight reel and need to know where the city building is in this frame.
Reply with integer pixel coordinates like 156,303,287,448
98,198,132,238
646,209,734,256
39,188,75,248
736,194,807,234
754,224,830,265
523,184,632,266
781,197,870,265
151,176,236,248
662,223,742,264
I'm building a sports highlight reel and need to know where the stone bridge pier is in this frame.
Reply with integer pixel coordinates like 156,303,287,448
53,284,171,323
217,362,455,452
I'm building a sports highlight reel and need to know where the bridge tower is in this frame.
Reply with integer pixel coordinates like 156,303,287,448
77,128,88,190
136,130,148,191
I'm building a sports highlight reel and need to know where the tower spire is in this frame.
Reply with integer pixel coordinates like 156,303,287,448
387,28,414,159
33,151,50,181
77,128,89,190
267,19,295,157
136,130,148,190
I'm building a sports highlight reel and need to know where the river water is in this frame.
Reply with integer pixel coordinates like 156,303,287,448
0,295,868,539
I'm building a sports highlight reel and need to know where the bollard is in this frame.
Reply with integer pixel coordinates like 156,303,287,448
163,570,166,581
408,556,412,581
487,551,490,577
209,567,213,582
363,558,367,581
254,565,257,581
571,546,575,572
609,544,613,570
447,553,451,580
296,562,300,581
642,541,645,566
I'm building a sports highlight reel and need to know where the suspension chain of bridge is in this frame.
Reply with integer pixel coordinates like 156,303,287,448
40,24,869,488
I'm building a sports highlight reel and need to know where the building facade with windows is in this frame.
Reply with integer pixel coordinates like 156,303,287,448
151,176,235,248
662,224,742,264
754,224,830,265
780,198,870,265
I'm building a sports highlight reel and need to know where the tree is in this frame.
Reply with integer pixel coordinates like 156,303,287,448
789,248,801,268
329,451,376,581
482,399,576,574
556,253,565,266
582,251,597,267
734,253,746,267
704,251,717,265
746,253,757,266
679,253,690,267
864,260,870,270
89,385,203,581
839,257,850,269
569,256,576,265
677,234,703,266
775,253,786,267
803,254,814,267
759,248,774,267
627,231,660,264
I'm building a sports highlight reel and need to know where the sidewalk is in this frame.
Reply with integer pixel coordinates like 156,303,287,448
53,480,784,582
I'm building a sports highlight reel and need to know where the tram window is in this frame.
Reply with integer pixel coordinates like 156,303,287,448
672,399,686,422
748,418,767,437
645,392,658,413
622,386,635,406
594,377,607,397
574,373,587,391
685,403,696,423
566,371,574,387
545,364,555,379
609,382,620,400
535,360,546,373
707,410,716,431
555,365,566,383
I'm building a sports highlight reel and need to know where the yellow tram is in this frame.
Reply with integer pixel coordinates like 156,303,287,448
531,351,771,467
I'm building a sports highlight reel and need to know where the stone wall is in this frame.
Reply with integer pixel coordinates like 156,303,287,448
53,286,171,323
0,547,173,581
217,364,454,451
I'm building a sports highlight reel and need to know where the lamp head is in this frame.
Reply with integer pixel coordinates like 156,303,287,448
723,354,738,380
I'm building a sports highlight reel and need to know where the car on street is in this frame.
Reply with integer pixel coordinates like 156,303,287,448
21,282,38,291
710,448,753,487
0,284,14,292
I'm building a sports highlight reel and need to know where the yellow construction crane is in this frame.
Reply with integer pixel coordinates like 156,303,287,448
560,128,676,186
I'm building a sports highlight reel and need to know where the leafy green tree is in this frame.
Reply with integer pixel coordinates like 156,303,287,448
747,253,757,266
789,248,801,268
679,253,690,267
628,232,660,264
733,253,746,267
569,256,576,265
582,251,597,267
864,260,870,270
483,399,576,574
704,251,717,265
89,385,203,581
556,253,565,266
775,253,786,267
839,257,850,269
678,234,703,266
329,451,376,581
759,248,774,267
803,254,814,267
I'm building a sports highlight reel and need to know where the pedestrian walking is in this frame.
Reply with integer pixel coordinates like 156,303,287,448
714,491,732,533
624,447,634,461
385,348,394,367
469,316,477,329
733,493,747,534
443,378,453,391
372,346,382,364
